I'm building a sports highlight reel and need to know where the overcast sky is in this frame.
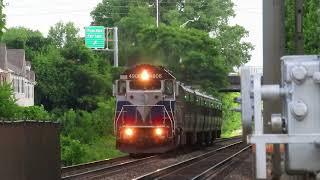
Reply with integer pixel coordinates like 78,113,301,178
4,0,263,67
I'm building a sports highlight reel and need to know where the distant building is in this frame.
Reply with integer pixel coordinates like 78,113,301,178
0,44,36,106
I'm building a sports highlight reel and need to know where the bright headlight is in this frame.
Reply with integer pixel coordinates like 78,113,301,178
141,70,150,81
124,128,134,136
154,128,163,136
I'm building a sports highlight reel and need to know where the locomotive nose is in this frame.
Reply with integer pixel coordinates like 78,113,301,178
127,92,162,122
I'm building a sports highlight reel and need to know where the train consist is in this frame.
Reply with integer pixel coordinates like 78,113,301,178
113,64,223,154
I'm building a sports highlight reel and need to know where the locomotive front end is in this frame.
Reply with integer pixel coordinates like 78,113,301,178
114,65,177,154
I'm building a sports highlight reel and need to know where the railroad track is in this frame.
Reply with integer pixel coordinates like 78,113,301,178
61,155,158,179
134,141,251,180
61,155,130,176
60,137,242,180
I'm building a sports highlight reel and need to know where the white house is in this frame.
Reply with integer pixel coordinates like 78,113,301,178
0,44,36,107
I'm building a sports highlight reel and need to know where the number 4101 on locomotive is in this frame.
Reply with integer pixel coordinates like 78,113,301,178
113,64,223,154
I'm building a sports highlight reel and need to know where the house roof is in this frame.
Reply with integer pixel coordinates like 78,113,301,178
0,44,35,82
7,49,26,75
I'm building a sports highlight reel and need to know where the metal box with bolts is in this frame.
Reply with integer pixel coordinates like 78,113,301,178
282,55,320,173
240,55,320,179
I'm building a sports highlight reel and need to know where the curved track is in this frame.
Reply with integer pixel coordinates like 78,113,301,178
134,141,250,180
61,155,158,179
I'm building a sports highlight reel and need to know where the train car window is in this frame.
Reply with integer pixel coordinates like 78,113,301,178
164,80,174,95
129,80,161,90
118,80,126,95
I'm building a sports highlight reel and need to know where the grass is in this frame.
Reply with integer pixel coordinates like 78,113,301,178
82,136,126,162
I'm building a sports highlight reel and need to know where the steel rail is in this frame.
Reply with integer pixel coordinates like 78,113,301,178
134,141,244,180
61,155,158,180
191,145,252,180
61,155,130,174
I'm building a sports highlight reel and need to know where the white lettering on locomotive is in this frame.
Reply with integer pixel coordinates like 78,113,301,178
129,73,162,79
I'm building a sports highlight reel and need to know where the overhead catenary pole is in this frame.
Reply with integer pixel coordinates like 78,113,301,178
156,0,159,27
263,0,285,179
113,27,119,67
295,0,304,54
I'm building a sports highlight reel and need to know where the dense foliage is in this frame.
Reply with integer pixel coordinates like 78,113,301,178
285,0,320,54
1,25,122,165
0,0,5,38
221,93,241,137
1,0,254,165
0,83,50,120
92,1,252,90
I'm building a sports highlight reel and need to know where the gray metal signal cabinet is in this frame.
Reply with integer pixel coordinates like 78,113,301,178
241,55,320,179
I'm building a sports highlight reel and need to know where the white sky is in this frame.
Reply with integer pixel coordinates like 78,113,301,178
4,0,263,67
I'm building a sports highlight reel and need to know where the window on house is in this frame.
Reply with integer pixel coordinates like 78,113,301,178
31,86,33,98
18,79,21,93
26,86,29,98
22,80,24,93
15,79,18,92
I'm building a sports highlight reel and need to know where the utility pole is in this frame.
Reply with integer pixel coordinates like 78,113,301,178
263,0,285,179
156,0,159,27
113,27,119,67
106,27,119,67
295,0,304,54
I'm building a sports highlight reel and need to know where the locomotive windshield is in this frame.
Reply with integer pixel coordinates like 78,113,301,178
129,80,161,90
164,80,174,95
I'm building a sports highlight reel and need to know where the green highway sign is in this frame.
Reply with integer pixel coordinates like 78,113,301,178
85,26,105,49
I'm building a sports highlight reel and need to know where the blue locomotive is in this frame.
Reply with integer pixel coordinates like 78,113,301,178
114,64,223,154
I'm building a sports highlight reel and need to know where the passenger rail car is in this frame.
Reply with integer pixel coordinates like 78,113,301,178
113,64,223,154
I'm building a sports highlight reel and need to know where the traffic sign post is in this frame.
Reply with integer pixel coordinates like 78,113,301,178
85,26,118,67
85,26,105,49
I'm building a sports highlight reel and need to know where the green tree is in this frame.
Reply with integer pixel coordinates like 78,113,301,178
48,22,80,48
0,83,18,118
135,26,229,88
91,0,252,87
32,23,113,111
221,93,241,137
161,0,235,32
1,27,48,60
1,27,43,49
285,0,320,54
32,46,76,110
0,0,5,39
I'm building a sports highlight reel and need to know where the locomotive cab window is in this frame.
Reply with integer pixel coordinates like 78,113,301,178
118,80,126,95
164,80,174,96
129,80,161,90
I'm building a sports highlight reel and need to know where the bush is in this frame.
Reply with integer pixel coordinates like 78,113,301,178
59,98,120,165
60,135,86,166
17,105,51,120
221,93,242,137
0,83,19,118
